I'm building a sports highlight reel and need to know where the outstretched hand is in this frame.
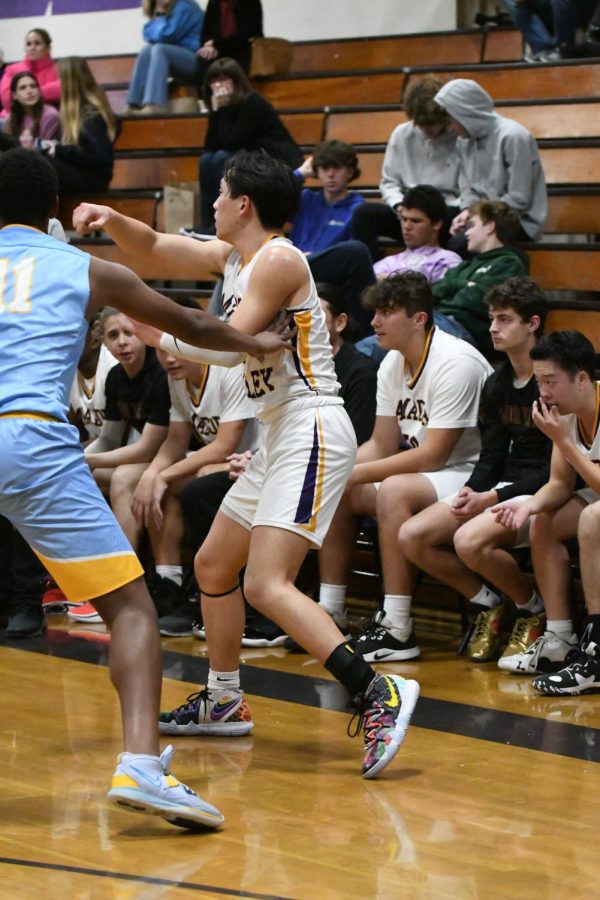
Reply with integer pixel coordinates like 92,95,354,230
128,319,164,349
490,499,530,532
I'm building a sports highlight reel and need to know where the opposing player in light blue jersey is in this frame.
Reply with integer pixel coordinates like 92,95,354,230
75,150,420,779
0,148,288,831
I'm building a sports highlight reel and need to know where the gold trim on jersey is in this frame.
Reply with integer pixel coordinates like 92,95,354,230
293,309,318,390
577,381,600,450
240,233,283,270
405,325,435,390
186,365,210,407
77,370,96,401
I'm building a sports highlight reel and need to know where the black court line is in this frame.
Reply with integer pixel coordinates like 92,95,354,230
0,857,294,899
2,628,600,763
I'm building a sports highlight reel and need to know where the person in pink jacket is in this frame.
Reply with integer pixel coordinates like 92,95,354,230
0,29,61,118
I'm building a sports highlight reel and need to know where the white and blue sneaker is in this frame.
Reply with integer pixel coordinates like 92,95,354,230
108,744,224,830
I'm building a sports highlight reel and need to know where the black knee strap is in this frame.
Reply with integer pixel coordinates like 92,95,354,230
198,582,240,598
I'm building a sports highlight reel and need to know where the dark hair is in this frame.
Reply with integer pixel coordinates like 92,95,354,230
486,276,547,336
362,270,434,328
0,132,19,153
202,57,253,108
0,147,58,225
224,150,300,229
312,140,360,181
315,282,348,318
404,76,448,126
530,330,596,381
27,28,52,49
470,199,521,246
401,184,447,225
5,71,44,140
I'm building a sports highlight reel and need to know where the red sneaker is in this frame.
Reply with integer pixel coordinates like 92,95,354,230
67,602,103,624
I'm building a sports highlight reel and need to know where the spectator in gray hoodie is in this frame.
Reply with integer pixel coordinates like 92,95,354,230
352,76,460,261
434,79,547,246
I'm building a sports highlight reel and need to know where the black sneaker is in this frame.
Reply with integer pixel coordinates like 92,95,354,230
532,631,600,695
158,597,199,637
6,606,46,638
352,610,420,662
241,619,287,647
149,575,184,619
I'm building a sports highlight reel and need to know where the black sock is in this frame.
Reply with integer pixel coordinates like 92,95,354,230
586,614,600,643
324,641,376,698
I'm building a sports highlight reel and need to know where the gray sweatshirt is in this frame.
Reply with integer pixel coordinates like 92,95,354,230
434,79,547,240
379,120,460,208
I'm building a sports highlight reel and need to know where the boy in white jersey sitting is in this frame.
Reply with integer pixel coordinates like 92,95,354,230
74,150,420,778
492,331,600,690
127,342,254,620
398,277,551,665
318,271,492,662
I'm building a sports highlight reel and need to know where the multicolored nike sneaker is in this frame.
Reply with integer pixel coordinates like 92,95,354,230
350,674,420,779
159,688,254,736
107,744,224,830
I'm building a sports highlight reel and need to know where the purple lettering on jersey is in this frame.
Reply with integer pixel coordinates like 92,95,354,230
0,0,138,15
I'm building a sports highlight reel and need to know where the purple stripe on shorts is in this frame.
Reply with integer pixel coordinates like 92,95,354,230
294,419,319,525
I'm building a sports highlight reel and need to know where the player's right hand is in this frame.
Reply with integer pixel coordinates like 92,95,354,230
72,202,112,234
252,330,292,360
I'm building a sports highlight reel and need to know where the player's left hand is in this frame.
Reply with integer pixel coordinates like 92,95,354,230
532,399,568,446
252,329,292,359
129,319,164,349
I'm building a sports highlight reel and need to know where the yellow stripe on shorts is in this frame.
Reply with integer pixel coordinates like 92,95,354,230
35,551,144,604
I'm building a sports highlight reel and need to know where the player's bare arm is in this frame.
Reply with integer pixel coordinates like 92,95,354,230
227,245,308,335
351,426,465,486
87,257,288,358
74,202,231,281
492,442,576,530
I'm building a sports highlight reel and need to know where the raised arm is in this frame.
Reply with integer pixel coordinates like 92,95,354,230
74,203,232,282
87,257,289,358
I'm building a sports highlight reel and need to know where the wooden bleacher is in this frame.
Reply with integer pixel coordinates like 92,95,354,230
66,27,599,341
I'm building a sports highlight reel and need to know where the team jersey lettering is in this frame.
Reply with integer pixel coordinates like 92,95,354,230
245,367,275,398
396,397,429,426
191,414,220,442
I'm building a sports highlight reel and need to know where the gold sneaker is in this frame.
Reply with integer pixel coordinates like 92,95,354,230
499,613,546,666
467,605,510,663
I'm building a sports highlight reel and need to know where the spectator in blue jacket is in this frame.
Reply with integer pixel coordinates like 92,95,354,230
126,0,204,114
289,140,375,338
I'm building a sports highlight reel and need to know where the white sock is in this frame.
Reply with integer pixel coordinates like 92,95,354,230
382,595,412,630
547,619,575,637
469,585,502,609
156,565,183,586
319,583,347,617
515,591,544,615
207,668,241,695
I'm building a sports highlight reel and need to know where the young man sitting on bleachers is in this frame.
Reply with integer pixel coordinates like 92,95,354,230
317,271,492,662
399,277,551,665
431,200,529,354
491,330,600,685
290,139,374,338
351,76,460,262
433,78,547,249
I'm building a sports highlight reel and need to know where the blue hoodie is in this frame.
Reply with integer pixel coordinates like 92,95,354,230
143,0,203,52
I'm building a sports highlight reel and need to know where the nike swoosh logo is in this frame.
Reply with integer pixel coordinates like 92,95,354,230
373,650,395,661
383,676,399,708
129,765,163,788
210,698,240,721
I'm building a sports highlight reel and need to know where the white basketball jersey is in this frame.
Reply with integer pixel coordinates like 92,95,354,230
564,382,600,465
376,327,492,469
221,237,341,422
69,344,117,440
168,363,254,448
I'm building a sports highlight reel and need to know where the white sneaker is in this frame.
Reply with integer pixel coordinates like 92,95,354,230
108,744,224,829
498,630,578,674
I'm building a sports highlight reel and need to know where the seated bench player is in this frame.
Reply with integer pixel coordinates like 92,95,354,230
317,270,492,662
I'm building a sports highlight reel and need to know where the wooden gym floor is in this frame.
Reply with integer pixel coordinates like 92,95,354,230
0,617,599,899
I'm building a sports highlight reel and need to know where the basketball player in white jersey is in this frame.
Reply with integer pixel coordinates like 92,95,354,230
492,330,600,693
74,150,420,778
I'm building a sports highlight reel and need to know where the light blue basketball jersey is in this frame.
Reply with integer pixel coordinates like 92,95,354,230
0,225,90,421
